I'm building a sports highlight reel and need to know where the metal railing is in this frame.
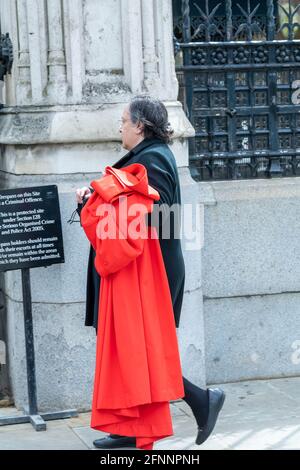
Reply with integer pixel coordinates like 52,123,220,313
174,0,300,180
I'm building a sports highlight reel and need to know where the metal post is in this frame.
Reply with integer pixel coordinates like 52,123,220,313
22,268,37,414
226,0,233,42
21,268,46,430
266,0,282,177
267,0,275,41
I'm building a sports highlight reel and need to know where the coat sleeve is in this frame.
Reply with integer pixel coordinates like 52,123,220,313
94,193,151,277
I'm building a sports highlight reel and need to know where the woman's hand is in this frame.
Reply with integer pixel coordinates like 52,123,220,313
76,186,92,204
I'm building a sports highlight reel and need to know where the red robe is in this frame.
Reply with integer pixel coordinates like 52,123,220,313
80,163,184,450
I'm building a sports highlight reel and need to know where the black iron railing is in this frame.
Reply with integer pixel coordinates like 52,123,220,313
0,31,13,109
174,0,300,180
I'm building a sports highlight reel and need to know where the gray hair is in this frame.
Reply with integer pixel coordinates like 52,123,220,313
129,95,174,144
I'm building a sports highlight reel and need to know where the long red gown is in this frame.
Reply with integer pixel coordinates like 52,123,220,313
80,163,184,450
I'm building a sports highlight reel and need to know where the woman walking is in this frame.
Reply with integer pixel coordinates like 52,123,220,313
76,96,225,449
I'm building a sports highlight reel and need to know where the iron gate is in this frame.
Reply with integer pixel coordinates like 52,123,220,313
174,0,300,180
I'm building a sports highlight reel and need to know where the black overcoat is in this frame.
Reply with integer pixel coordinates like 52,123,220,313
78,137,185,329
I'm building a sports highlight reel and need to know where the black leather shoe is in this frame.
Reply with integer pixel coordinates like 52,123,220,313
196,388,225,445
93,434,137,449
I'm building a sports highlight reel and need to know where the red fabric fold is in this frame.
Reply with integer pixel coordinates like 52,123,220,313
81,163,184,450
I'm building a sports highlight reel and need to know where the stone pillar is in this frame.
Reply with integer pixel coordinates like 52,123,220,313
121,0,179,100
16,0,31,104
141,0,160,92
63,0,85,103
175,170,206,388
154,0,179,101
46,0,68,102
121,0,144,95
26,0,44,103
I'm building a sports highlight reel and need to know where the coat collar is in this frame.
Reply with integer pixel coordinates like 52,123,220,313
130,137,163,155
113,138,163,169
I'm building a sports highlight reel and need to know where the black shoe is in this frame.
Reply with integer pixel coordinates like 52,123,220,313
196,388,225,445
93,434,137,449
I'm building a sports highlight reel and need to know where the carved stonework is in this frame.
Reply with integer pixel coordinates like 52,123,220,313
2,0,180,105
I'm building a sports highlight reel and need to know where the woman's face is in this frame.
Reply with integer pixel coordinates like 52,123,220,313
119,106,144,150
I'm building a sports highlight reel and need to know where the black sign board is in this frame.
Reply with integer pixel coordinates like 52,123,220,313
0,185,64,272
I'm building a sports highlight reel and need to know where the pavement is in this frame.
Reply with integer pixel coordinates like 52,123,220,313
0,376,300,450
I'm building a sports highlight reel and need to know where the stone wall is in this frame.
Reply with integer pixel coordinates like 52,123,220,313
199,178,300,384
